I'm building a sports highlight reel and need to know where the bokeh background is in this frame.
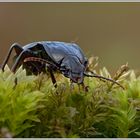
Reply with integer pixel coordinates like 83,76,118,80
0,3,140,73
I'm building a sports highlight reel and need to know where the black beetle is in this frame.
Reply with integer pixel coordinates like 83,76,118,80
1,41,124,89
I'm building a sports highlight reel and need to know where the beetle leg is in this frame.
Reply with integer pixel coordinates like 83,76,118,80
11,51,30,73
1,43,23,71
48,68,57,88
81,82,89,92
70,80,74,91
77,82,88,92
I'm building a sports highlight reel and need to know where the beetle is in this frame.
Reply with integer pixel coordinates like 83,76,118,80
1,41,124,89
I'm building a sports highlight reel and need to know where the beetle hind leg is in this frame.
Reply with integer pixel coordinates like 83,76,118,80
11,50,31,73
1,43,23,71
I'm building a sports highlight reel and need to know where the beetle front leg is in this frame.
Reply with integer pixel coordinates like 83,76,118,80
81,82,89,92
1,43,23,71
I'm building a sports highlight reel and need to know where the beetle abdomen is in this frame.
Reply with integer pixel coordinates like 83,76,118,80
43,41,86,64
23,41,87,65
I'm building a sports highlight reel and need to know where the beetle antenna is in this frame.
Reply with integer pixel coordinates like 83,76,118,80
84,72,124,89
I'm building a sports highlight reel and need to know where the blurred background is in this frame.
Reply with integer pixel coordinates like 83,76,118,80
0,3,140,73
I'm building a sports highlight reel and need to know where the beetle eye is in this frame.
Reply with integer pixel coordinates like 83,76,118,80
60,66,66,71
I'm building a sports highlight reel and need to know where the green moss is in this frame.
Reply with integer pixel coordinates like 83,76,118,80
0,65,140,138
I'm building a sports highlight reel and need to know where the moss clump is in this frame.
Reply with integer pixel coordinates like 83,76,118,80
0,63,140,138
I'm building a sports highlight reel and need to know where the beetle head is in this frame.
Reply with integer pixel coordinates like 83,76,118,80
60,56,85,84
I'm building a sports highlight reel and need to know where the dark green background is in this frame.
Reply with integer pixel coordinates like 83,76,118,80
0,3,140,72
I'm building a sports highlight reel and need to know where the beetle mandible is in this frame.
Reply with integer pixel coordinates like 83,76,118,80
1,41,124,89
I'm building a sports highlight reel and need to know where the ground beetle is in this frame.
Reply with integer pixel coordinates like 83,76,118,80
1,41,124,89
